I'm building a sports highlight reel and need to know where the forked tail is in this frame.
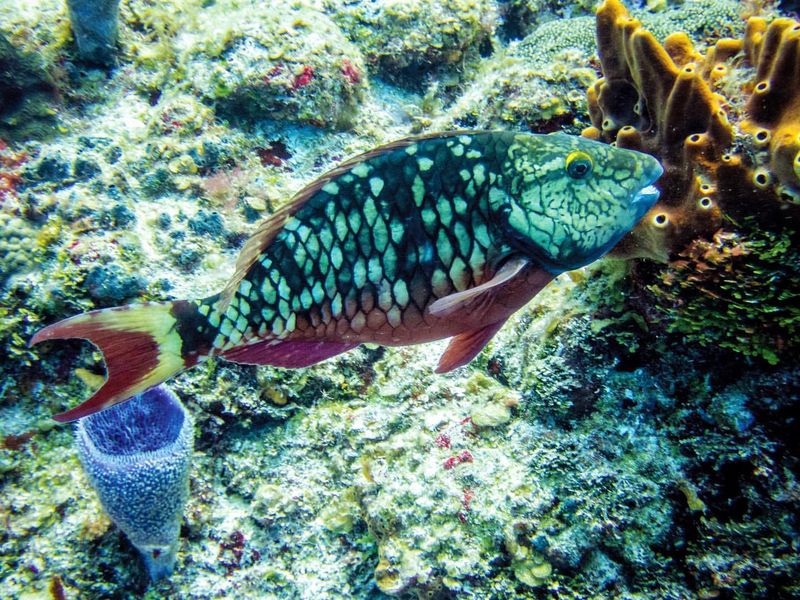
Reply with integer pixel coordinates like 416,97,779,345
30,300,202,422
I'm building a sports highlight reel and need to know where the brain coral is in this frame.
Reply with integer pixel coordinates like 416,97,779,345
584,0,800,261
0,211,37,284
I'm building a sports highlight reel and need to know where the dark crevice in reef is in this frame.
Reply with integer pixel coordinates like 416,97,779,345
704,458,759,523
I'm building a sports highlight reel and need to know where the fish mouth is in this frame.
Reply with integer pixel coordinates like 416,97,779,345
632,184,661,210
631,158,663,212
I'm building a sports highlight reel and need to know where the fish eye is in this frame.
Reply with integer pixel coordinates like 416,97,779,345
565,151,593,179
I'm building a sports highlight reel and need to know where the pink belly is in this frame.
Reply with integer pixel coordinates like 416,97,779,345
290,267,553,347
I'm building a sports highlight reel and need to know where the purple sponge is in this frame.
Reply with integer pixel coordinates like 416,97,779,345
75,385,193,580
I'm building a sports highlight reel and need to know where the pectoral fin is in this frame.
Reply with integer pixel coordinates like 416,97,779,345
428,257,529,318
435,319,506,373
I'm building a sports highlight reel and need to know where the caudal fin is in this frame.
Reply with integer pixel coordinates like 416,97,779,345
30,301,190,422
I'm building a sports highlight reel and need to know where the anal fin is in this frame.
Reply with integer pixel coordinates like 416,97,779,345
435,319,506,374
221,339,358,368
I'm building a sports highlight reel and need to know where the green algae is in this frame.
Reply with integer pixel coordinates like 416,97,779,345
648,227,800,366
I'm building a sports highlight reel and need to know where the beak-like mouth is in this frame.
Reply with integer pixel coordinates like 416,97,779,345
633,155,664,215
631,154,664,218
631,155,663,212
632,184,660,210
633,156,664,208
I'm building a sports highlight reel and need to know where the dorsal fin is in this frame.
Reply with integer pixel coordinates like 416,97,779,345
217,202,301,312
218,130,494,311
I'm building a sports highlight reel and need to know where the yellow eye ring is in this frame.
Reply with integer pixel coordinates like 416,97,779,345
565,151,593,179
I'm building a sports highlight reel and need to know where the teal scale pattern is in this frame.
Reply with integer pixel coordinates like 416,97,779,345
202,132,520,351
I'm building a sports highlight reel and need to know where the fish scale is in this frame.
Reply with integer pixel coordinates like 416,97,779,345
204,132,510,352
31,130,663,421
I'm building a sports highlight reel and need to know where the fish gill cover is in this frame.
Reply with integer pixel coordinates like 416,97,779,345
0,0,798,599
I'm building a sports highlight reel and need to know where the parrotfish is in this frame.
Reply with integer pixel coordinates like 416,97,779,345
31,131,662,422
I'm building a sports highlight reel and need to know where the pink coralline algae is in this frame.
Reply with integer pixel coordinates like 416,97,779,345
340,59,361,85
218,530,246,576
458,488,476,523
0,140,25,202
443,450,474,470
292,65,315,90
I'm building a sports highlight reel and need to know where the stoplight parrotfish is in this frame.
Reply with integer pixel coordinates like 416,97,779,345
31,131,662,422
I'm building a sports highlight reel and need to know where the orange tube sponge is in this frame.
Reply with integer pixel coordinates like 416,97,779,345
587,0,800,260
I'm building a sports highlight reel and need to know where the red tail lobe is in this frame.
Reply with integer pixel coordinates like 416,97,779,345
30,302,187,422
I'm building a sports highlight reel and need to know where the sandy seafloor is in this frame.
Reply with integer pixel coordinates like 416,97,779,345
0,0,798,598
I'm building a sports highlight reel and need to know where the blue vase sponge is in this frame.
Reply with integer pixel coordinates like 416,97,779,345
65,0,120,65
75,385,193,580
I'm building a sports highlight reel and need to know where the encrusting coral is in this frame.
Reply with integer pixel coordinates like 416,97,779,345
439,16,597,132
181,1,368,129
0,34,56,140
324,0,496,85
584,0,800,261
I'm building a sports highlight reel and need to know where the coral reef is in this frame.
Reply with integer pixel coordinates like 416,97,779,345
181,1,367,128
440,0,745,134
75,385,193,580
583,0,800,365
0,212,37,285
0,34,56,140
356,351,681,597
512,16,597,70
498,0,596,40
324,0,496,85
498,0,742,45
66,0,120,65
5,266,799,598
585,0,800,260
0,0,797,598
637,0,744,44
441,17,597,132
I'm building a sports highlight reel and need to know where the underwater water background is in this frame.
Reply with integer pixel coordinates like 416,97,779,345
1,0,799,598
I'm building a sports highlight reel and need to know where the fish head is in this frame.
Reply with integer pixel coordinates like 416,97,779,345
496,133,663,272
